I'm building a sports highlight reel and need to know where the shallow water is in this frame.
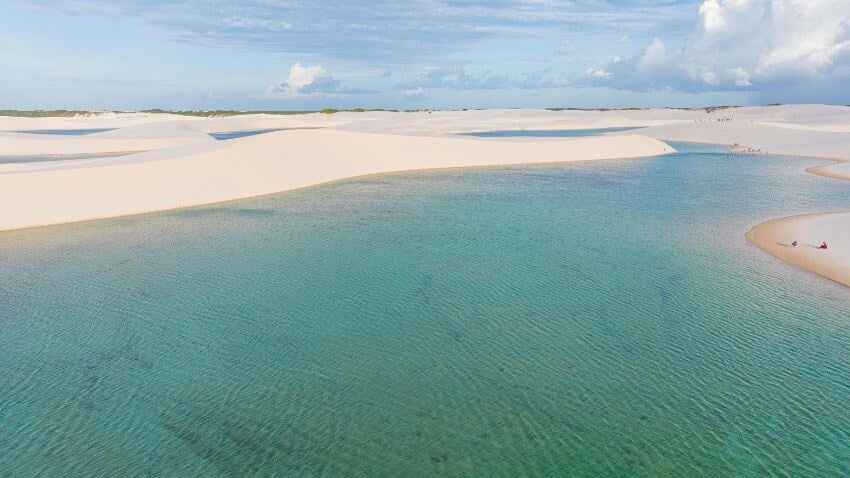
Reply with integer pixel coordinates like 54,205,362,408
461,127,641,137
2,147,850,476
12,128,114,135
209,129,286,140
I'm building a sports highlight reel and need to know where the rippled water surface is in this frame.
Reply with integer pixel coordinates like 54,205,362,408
2,147,850,476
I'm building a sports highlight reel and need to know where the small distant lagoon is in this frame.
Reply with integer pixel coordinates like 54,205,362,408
209,129,286,140
461,127,642,137
12,128,115,135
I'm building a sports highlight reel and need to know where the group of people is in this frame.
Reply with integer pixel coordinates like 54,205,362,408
791,241,828,249
730,143,767,155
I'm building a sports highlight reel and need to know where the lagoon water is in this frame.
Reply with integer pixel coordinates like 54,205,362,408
2,146,850,476
13,128,115,135
209,129,287,140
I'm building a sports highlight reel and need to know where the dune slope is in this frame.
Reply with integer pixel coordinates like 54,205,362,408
0,129,672,231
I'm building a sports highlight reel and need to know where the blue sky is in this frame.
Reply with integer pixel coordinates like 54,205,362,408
1,0,848,110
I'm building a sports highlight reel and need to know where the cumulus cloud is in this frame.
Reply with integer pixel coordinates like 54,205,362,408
698,0,725,31
404,86,425,98
266,63,368,98
729,67,751,87
589,0,850,94
586,66,611,79
274,63,328,96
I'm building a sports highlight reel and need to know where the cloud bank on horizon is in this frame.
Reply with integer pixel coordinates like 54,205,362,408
2,0,849,109
591,0,850,94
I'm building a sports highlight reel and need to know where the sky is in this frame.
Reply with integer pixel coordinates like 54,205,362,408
1,0,849,110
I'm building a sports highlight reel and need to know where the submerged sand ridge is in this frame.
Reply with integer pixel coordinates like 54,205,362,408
806,160,850,182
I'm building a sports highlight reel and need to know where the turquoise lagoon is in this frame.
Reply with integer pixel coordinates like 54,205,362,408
1,145,850,476
209,129,285,140
209,128,318,140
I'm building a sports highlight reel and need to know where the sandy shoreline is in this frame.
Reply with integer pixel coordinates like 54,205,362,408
746,156,850,287
744,151,850,287
806,159,850,182
746,212,850,287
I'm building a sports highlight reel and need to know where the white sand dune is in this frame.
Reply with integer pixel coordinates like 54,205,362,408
0,113,352,156
630,119,850,160
0,111,195,132
0,128,672,231
754,121,850,133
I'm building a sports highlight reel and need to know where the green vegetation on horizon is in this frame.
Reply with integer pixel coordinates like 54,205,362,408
0,110,100,117
141,109,317,117
1,103,838,118
0,108,448,118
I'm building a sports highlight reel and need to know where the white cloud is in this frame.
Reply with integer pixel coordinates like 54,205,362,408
404,86,425,98
280,63,326,96
591,0,850,94
586,66,611,79
698,0,725,31
618,34,630,42
266,62,368,98
636,38,669,72
729,67,751,87
700,71,718,85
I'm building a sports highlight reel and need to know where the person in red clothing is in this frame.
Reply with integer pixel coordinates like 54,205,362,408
820,242,828,249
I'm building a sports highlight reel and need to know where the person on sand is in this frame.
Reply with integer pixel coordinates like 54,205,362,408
792,241,798,247
820,242,828,250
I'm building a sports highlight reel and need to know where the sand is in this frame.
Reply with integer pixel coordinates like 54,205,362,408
0,128,672,231
746,213,850,287
806,160,850,182
4,104,850,287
